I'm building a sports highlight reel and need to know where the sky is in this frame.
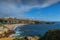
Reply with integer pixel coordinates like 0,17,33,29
0,0,60,21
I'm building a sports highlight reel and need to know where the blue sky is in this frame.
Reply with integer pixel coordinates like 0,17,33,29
25,2,60,21
0,0,60,21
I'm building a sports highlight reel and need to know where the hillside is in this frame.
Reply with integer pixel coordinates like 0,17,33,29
0,17,54,24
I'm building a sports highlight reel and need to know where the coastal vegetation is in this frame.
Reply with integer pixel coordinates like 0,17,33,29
0,17,54,24
41,29,60,40
0,23,4,27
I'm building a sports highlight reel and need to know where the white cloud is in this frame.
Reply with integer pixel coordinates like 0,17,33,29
0,0,60,17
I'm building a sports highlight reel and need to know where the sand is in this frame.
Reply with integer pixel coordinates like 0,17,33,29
4,24,26,30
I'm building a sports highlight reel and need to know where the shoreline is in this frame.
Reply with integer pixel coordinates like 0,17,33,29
4,24,27,30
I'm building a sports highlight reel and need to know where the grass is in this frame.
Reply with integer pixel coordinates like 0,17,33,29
0,23,4,27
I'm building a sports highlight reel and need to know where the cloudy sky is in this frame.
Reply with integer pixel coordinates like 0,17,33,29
0,0,60,21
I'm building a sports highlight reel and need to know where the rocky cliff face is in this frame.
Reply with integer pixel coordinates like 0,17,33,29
0,24,15,38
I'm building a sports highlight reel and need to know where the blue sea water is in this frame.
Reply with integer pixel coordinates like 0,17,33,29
10,22,60,37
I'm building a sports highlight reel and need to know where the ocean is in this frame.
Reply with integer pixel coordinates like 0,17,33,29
10,22,60,37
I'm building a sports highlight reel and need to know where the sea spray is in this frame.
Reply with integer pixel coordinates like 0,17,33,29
10,26,22,37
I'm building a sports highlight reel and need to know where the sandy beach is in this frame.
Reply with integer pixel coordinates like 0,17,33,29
4,24,26,30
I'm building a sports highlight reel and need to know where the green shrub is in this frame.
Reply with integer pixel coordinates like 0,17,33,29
41,29,60,40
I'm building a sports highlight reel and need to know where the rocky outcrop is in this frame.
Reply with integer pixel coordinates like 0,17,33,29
27,36,40,40
41,29,60,40
0,25,15,38
13,36,40,40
